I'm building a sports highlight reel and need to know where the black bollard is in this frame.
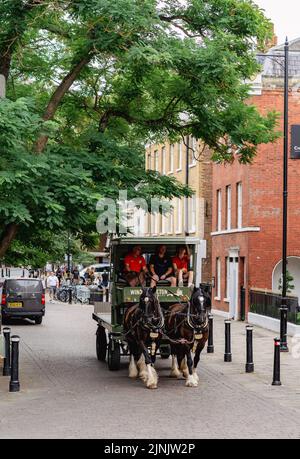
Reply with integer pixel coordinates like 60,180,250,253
9,335,20,392
245,325,254,373
3,327,11,376
224,319,232,362
280,307,289,352
207,314,214,354
68,288,72,304
272,338,282,386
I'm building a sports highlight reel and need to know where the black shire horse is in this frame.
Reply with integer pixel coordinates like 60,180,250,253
124,287,164,389
166,286,210,387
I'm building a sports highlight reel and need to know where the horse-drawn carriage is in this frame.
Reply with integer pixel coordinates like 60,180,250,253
92,236,210,388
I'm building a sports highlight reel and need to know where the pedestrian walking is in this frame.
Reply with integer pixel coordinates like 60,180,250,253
47,272,59,303
56,267,63,287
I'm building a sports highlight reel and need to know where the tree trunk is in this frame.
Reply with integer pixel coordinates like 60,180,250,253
35,54,93,153
0,224,19,259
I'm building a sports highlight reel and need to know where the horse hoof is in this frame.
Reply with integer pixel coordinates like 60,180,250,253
185,375,198,387
147,384,158,389
193,372,199,383
185,381,198,388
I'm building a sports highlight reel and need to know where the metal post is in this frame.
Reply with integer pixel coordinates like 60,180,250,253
68,288,72,304
272,338,282,386
245,325,254,373
280,37,289,353
224,319,232,362
3,327,11,376
207,314,214,354
280,306,289,352
240,286,246,322
9,336,20,392
0,74,5,98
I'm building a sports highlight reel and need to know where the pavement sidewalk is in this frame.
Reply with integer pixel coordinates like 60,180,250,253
206,314,300,414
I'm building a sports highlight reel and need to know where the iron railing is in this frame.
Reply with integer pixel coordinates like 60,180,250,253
250,289,300,325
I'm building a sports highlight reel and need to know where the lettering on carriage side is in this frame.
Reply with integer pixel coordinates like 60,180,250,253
129,289,143,295
104,443,139,456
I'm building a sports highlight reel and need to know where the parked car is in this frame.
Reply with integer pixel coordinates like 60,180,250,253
1,278,45,325
79,264,110,283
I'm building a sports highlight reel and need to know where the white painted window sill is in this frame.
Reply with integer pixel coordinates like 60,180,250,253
211,227,260,236
224,298,230,303
176,168,182,172
214,297,221,301
189,163,196,168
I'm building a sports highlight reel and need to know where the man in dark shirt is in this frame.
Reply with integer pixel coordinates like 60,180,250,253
72,266,80,285
149,245,176,288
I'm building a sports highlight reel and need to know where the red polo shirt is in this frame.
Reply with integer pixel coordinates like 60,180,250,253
124,254,146,273
172,256,189,271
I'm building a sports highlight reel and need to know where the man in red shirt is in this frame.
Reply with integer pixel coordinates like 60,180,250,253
124,245,148,287
172,246,194,288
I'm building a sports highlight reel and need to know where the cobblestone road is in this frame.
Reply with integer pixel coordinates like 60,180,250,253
0,302,300,439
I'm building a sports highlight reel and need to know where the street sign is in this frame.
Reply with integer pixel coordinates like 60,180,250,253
291,125,300,159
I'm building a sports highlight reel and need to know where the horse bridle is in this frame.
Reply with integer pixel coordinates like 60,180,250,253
187,293,209,333
139,292,165,332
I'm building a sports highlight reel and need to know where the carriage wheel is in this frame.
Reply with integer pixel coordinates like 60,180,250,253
160,344,171,359
96,326,107,362
107,339,121,371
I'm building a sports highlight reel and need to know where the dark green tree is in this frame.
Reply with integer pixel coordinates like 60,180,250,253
279,271,295,294
0,0,279,264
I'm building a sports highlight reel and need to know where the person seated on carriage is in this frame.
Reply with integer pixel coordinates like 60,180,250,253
149,245,176,288
172,245,194,288
124,245,148,287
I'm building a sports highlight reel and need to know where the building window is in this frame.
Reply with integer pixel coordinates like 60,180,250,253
217,189,222,231
226,185,231,230
169,144,174,173
154,150,159,172
176,198,182,233
159,213,164,235
177,142,182,171
147,153,151,170
161,147,166,175
151,213,159,235
216,258,221,299
189,137,197,167
189,194,197,233
237,182,243,229
168,204,174,234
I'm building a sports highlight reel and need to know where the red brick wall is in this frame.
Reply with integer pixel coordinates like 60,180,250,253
212,88,300,316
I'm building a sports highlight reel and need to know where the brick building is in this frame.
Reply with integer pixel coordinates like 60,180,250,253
212,38,300,319
144,137,212,284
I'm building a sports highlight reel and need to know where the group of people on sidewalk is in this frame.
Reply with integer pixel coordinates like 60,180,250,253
123,245,194,288
45,267,81,302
